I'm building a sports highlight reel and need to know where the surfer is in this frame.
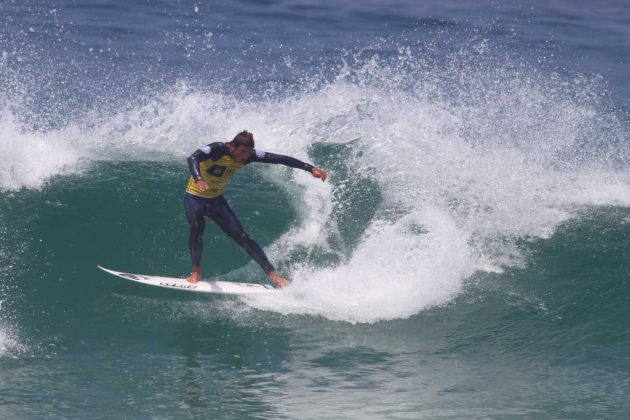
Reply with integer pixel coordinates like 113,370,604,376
184,130,327,287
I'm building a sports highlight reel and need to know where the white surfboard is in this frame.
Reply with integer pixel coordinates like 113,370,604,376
98,266,276,295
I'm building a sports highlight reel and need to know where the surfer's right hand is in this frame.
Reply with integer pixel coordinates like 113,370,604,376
195,180,209,191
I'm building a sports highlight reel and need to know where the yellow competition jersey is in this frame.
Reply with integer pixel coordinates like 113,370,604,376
185,143,244,198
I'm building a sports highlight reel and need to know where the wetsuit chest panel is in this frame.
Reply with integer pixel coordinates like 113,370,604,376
187,153,244,198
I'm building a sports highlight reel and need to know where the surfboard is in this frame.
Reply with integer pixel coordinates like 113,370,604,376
97,266,276,295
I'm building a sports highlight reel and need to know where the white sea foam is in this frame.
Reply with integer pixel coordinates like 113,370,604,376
0,100,84,191
2,45,630,322
0,319,20,357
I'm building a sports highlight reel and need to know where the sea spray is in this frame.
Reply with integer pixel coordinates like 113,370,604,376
242,44,630,321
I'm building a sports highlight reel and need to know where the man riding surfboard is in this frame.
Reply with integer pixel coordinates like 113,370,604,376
184,130,327,287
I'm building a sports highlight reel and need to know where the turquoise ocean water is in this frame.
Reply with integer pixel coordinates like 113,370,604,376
2,1,630,418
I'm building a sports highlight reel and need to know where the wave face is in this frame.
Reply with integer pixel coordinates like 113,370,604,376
2,39,630,324
0,40,630,322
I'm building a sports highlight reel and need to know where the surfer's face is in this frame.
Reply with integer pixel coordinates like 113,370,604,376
229,144,253,163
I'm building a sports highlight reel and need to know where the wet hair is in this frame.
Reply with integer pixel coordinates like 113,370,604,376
230,130,255,148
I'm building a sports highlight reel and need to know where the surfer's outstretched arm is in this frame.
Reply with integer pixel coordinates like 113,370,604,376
246,151,327,181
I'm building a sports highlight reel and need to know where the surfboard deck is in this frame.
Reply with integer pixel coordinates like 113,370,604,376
97,266,276,295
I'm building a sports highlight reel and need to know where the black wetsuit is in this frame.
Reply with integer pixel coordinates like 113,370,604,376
184,142,314,273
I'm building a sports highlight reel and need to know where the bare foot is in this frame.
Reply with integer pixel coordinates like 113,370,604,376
269,271,290,288
187,269,201,284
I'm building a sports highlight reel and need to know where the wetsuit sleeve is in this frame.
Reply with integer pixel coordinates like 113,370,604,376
247,150,315,173
187,145,212,181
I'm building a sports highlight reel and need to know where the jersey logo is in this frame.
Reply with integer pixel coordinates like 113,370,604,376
200,145,212,154
207,166,227,177
255,149,266,159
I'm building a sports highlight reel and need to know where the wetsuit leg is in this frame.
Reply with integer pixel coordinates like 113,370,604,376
208,196,275,274
184,194,206,267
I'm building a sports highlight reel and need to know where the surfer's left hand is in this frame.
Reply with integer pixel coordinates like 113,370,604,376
311,167,327,182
